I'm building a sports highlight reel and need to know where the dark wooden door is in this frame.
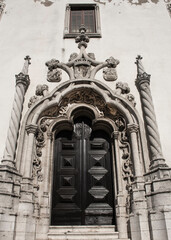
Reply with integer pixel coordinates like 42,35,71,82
51,121,114,225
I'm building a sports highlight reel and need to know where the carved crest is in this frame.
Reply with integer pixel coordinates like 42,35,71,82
103,67,118,81
45,26,119,81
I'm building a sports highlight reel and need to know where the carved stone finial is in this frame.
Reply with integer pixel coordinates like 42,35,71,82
22,55,31,75
106,57,120,68
116,82,130,95
135,55,144,75
15,56,31,89
35,84,49,96
75,25,90,49
135,55,151,84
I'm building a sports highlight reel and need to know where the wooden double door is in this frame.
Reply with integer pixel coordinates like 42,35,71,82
51,119,114,225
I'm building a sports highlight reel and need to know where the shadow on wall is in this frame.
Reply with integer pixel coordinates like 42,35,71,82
34,0,54,7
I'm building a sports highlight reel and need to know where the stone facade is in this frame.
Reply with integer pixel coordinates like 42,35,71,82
0,1,171,240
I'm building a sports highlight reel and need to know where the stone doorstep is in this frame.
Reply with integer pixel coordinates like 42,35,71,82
47,225,130,240
49,225,116,233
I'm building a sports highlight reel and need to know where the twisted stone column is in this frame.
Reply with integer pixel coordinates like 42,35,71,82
135,55,167,169
2,56,31,167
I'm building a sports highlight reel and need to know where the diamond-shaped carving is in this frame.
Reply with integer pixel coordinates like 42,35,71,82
89,186,109,200
88,167,108,176
93,156,103,161
57,188,77,202
63,177,72,186
92,174,104,181
92,155,105,167
94,161,101,167
94,179,103,186
63,157,73,167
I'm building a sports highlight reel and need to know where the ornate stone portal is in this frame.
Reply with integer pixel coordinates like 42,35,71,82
0,26,171,240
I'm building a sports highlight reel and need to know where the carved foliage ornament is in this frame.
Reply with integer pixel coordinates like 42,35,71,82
28,84,49,108
60,88,106,112
115,82,136,107
114,115,134,184
32,118,51,185
114,115,134,213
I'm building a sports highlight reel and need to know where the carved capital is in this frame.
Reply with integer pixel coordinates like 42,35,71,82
136,72,151,89
26,124,38,134
111,131,119,140
47,132,53,140
35,84,49,96
66,4,71,11
127,123,139,133
15,73,30,90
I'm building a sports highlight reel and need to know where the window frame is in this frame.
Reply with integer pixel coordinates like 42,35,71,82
64,4,101,38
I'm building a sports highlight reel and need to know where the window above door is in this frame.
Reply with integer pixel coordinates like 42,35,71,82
64,4,101,38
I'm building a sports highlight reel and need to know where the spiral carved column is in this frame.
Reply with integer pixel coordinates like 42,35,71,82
135,55,167,169
2,56,31,167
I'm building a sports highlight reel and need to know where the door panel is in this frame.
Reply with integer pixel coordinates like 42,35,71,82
51,123,114,226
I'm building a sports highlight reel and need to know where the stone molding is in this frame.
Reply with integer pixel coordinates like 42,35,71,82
26,124,38,134
127,123,139,133
63,3,102,38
